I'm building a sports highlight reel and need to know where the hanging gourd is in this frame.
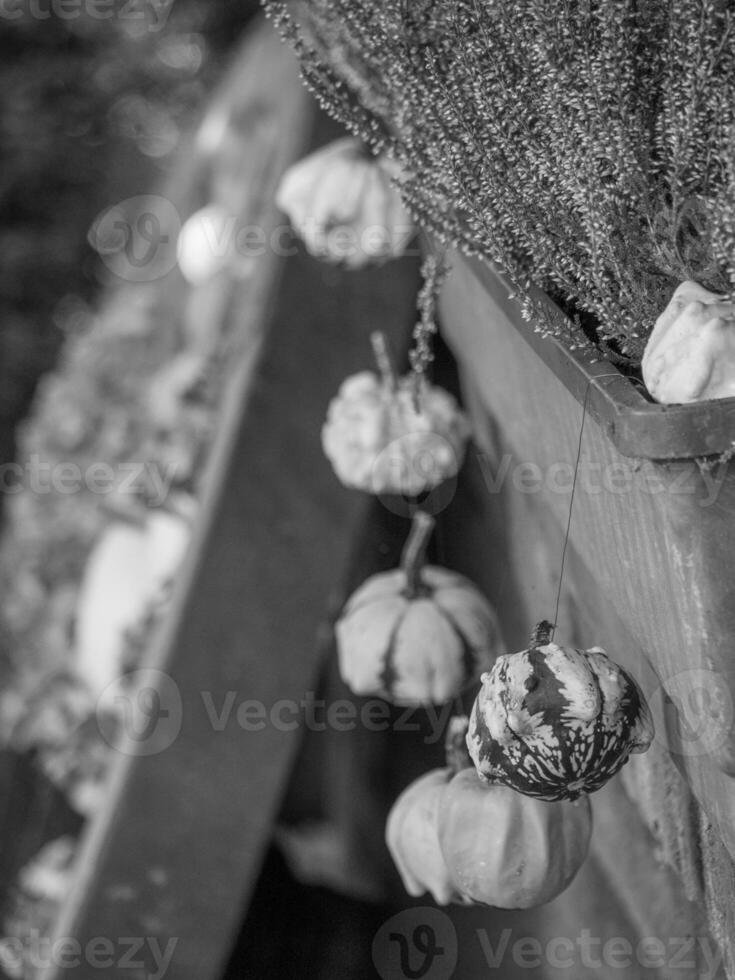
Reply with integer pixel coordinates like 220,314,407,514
385,716,474,905
466,621,654,801
437,767,592,909
444,713,475,773
275,137,414,268
385,767,460,905
336,513,504,705
386,716,591,909
642,280,735,404
321,332,471,496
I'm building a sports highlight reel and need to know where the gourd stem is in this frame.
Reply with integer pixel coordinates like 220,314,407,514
356,139,374,161
401,511,435,598
371,331,397,392
445,715,473,774
531,620,555,648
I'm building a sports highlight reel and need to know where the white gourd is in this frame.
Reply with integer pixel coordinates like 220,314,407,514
336,514,504,705
275,137,414,268
642,281,735,404
74,510,190,698
385,768,460,905
322,334,471,496
177,204,232,285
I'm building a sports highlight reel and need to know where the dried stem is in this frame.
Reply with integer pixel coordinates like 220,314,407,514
371,331,397,392
401,511,435,598
530,620,555,648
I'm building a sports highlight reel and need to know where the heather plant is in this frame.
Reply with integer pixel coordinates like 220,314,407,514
265,0,735,364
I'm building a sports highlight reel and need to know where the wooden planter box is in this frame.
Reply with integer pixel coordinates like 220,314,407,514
438,251,735,866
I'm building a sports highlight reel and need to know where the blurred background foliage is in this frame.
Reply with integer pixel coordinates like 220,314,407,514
0,0,259,472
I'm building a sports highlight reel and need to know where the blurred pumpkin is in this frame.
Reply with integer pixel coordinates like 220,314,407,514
466,621,654,801
336,512,504,705
275,137,414,267
74,509,191,698
322,332,470,496
177,203,232,285
385,768,460,905
438,767,592,908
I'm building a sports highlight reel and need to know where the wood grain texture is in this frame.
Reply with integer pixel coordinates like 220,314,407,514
435,252,734,974
439,252,735,859
423,444,721,980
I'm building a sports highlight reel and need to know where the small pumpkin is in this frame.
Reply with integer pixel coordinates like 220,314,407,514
322,332,471,496
336,513,504,705
177,204,232,285
437,767,592,909
75,509,191,699
275,137,414,267
642,280,735,404
385,768,460,905
466,621,654,801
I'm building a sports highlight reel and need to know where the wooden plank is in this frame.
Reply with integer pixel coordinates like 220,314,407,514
40,21,421,980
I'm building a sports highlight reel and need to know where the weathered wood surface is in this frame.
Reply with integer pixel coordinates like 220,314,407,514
40,21,421,980
438,252,734,975
420,441,719,980
439,252,735,832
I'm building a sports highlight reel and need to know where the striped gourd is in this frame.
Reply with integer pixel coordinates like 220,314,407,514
336,513,503,706
466,622,654,800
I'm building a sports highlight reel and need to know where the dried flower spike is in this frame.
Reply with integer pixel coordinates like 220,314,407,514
409,254,449,399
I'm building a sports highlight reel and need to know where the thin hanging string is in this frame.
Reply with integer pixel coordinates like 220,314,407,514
550,372,629,641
